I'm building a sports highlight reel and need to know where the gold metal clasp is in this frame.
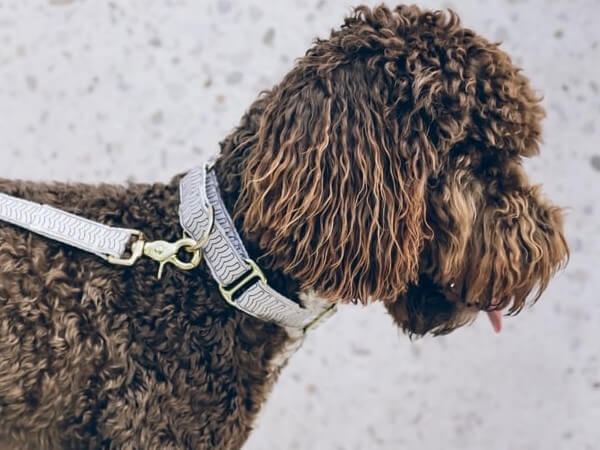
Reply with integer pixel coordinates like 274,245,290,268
107,230,146,266
108,233,202,279
218,258,267,305
303,304,338,333
107,205,214,279
143,237,202,279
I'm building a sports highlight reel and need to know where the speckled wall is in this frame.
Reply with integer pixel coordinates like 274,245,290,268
1,1,598,449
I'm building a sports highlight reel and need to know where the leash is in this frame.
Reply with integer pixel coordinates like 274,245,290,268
0,163,336,331
0,194,207,280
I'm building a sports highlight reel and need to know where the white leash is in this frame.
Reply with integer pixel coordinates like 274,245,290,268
0,193,204,280
0,194,134,260
0,164,335,331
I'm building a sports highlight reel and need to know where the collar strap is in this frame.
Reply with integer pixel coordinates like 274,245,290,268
179,164,335,330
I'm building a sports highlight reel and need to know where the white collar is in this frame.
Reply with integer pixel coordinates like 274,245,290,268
179,163,336,331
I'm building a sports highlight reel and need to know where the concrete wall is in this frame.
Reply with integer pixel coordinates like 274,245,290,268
0,1,598,448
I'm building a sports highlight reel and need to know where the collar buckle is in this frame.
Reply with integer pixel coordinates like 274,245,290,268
218,258,267,305
303,304,338,332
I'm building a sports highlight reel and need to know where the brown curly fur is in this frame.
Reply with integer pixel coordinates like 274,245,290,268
0,5,568,449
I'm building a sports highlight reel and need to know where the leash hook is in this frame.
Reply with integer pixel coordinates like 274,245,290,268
108,236,202,279
107,205,214,279
143,238,202,279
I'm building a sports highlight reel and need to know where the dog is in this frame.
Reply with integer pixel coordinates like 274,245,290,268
0,5,568,449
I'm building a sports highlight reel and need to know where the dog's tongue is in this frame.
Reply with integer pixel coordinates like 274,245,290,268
487,311,503,333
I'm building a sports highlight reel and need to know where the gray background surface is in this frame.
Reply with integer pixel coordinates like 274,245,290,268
1,1,598,449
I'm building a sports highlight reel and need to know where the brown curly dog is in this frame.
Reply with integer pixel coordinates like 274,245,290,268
0,5,568,449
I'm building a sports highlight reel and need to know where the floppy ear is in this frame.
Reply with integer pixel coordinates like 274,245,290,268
235,61,433,303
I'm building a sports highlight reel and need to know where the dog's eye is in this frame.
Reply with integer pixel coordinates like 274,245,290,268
427,176,440,189
445,281,465,304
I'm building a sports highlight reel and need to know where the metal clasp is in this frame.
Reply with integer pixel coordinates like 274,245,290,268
108,234,202,279
107,205,214,279
218,258,267,305
144,238,202,279
303,304,338,332
107,230,146,267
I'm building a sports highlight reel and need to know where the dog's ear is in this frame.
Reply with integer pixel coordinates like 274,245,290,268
235,62,435,303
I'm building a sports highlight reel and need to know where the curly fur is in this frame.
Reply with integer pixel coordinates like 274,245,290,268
0,5,568,449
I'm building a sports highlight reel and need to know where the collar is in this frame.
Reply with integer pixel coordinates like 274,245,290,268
179,163,336,331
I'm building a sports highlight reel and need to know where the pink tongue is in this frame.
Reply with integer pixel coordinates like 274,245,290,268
487,311,503,333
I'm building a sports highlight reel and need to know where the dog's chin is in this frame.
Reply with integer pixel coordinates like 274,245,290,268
384,276,515,337
384,277,478,337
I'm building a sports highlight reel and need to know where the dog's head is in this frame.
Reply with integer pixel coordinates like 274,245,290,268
223,5,568,336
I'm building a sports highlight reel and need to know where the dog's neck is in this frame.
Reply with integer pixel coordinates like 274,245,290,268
207,95,341,319
210,138,309,308
205,159,333,371
209,158,319,312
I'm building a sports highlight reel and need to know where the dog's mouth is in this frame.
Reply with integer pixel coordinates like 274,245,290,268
447,281,503,333
486,310,503,333
387,277,509,336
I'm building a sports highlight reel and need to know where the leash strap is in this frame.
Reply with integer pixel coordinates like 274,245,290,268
0,193,133,259
0,194,203,280
179,164,335,330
